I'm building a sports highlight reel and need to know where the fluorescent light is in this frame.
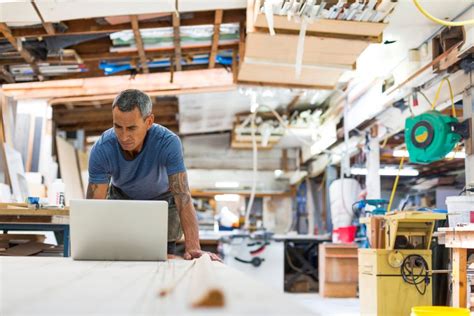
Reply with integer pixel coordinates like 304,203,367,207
215,181,239,188
351,166,419,177
446,151,466,159
214,194,241,202
392,149,409,158
274,169,283,177
393,149,465,159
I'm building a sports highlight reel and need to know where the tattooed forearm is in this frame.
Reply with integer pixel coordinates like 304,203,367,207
86,183,108,199
168,172,192,207
169,171,200,250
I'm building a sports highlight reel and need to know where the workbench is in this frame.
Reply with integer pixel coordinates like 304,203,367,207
0,257,315,315
438,226,474,308
0,205,70,257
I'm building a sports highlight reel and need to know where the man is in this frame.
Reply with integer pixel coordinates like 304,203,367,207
87,89,219,261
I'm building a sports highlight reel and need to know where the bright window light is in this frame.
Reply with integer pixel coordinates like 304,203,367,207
215,181,239,188
351,166,419,177
214,194,241,202
392,149,409,158
393,149,465,159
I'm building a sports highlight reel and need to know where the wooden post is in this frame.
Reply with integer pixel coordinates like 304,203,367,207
232,49,238,83
172,13,182,71
463,75,474,186
130,15,149,74
209,10,223,69
452,247,467,308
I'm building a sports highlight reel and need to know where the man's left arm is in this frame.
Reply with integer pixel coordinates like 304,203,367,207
168,171,221,261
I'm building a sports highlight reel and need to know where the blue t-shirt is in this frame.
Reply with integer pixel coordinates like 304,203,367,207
88,124,186,200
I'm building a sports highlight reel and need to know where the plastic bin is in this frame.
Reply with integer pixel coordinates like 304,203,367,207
446,196,474,227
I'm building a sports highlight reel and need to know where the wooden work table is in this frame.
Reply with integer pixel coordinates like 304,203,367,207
0,257,314,315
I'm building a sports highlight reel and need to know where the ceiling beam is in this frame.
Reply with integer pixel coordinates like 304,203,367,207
130,15,149,74
238,21,245,73
209,10,223,69
172,13,182,71
3,9,245,39
0,23,42,79
1,68,235,100
0,66,14,83
31,1,56,35
0,43,239,65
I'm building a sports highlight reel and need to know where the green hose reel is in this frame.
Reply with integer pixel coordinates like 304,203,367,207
405,110,467,164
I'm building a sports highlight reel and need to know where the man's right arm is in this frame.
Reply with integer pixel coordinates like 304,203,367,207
86,183,109,199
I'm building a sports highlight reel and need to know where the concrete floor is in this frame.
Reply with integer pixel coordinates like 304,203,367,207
285,293,360,316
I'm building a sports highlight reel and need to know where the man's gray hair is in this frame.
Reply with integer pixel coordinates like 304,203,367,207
112,89,152,118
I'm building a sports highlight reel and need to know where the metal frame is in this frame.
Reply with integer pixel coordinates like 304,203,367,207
0,223,70,257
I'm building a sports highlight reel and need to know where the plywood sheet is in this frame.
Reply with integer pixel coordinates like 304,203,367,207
4,144,28,202
56,136,84,205
76,150,89,195
246,32,368,66
254,14,387,41
238,62,343,89
31,117,43,172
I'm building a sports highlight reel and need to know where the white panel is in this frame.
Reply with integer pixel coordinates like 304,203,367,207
179,0,246,12
179,90,250,134
187,169,287,192
34,0,175,22
0,2,41,26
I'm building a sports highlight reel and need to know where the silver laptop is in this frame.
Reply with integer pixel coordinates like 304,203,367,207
70,199,168,261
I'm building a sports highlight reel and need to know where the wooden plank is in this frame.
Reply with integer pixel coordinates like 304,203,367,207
238,21,245,72
0,215,53,223
0,23,41,78
4,10,246,39
209,10,223,69
2,68,234,100
0,66,14,83
130,15,149,74
245,32,366,67
1,241,52,256
77,150,89,195
1,257,314,315
49,85,235,105
254,14,387,43
0,208,69,216
232,49,238,83
238,62,342,90
31,2,55,35
452,247,467,308
189,254,225,307
172,13,182,72
56,136,84,205
0,234,45,243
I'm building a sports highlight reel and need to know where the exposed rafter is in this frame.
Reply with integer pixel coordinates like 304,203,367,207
172,13,182,71
31,1,56,35
0,23,42,80
1,10,245,39
0,66,14,83
209,10,223,69
130,15,149,74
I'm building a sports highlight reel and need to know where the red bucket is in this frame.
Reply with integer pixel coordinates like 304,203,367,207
334,225,357,243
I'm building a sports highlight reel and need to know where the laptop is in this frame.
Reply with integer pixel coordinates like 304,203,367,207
70,199,168,261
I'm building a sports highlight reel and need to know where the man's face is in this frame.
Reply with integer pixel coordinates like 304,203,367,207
113,106,153,152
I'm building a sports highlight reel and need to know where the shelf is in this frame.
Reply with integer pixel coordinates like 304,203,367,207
253,13,387,43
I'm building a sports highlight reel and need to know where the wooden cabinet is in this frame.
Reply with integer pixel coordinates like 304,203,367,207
318,243,358,298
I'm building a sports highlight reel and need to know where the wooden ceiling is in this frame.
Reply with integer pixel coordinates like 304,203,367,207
0,9,246,83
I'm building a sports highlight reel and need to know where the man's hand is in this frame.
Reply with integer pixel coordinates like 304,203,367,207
184,248,222,262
